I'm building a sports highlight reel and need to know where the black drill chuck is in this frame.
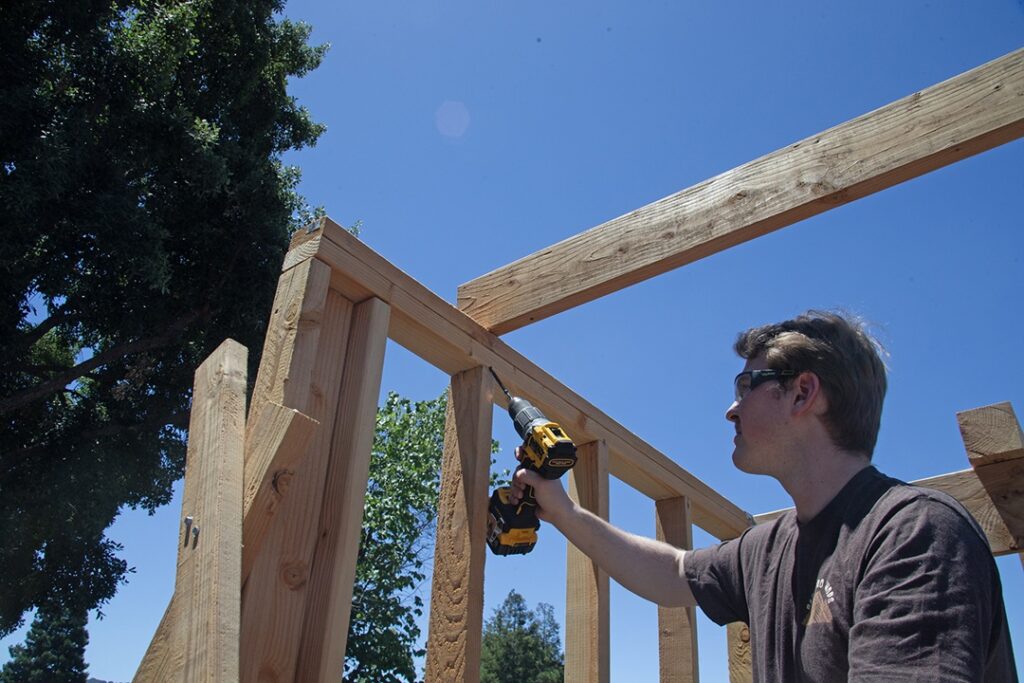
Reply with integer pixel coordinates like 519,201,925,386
507,396,547,441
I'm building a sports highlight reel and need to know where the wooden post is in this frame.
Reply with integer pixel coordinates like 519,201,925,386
240,282,355,682
247,256,332,427
297,297,391,682
958,402,1024,567
727,622,753,683
655,497,698,683
424,367,494,683
565,440,610,683
134,340,248,682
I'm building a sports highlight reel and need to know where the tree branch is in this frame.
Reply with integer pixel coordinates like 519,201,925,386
16,309,70,351
7,409,191,461
0,308,207,417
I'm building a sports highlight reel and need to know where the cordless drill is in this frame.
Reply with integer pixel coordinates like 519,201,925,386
486,368,577,556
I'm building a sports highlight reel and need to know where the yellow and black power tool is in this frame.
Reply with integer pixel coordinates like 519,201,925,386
486,368,577,556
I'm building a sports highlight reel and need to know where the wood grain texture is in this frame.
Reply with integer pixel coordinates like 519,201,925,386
296,297,391,682
424,368,494,683
565,441,610,683
248,256,332,429
458,48,1024,334
655,496,698,683
133,593,182,682
134,339,247,682
306,218,752,540
240,290,354,683
726,622,752,683
959,403,1024,556
241,402,319,583
754,468,1020,556
958,402,1024,467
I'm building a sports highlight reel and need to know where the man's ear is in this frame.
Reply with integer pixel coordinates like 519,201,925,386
790,371,826,418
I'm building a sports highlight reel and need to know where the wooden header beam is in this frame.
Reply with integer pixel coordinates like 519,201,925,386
289,219,753,540
458,48,1024,334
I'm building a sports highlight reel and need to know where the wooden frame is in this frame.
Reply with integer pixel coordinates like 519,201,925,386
135,47,1023,682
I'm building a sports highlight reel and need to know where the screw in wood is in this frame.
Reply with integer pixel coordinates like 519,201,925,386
183,516,194,548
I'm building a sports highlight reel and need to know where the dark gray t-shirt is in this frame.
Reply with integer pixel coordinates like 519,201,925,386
684,466,1017,681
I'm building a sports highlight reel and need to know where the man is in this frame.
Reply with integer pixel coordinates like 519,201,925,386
510,310,1016,681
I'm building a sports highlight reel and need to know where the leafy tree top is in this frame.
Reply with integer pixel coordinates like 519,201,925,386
0,0,324,636
480,589,564,683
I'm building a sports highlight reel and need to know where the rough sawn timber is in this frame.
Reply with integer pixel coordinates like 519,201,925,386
565,440,611,683
655,496,698,683
424,367,494,683
457,47,1024,334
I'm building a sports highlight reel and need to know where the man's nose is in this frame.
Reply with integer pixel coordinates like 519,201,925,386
725,400,739,424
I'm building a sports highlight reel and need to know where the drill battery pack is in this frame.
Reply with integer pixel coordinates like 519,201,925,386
486,486,540,556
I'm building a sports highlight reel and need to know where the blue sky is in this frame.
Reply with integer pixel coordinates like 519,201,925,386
4,1,1022,680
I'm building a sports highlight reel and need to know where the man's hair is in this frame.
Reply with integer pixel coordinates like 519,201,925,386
733,310,887,457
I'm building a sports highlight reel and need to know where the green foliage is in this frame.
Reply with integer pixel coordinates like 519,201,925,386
0,603,89,682
0,0,325,636
345,391,501,682
480,590,564,683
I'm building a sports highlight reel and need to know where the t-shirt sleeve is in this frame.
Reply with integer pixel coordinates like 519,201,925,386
848,496,1006,681
683,529,751,626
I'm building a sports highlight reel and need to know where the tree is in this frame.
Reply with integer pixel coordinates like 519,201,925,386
480,590,564,683
0,0,325,635
345,391,501,682
0,603,89,682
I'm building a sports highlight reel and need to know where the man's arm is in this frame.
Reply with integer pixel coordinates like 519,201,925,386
511,467,697,608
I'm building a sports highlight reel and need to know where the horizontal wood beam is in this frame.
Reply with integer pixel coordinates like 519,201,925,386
457,48,1024,334
753,467,1022,556
290,219,753,540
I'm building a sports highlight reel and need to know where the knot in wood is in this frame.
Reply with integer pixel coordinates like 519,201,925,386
279,560,309,590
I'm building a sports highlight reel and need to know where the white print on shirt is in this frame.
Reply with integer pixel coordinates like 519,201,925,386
804,577,835,626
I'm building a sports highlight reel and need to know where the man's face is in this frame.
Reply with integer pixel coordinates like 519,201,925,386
726,354,794,476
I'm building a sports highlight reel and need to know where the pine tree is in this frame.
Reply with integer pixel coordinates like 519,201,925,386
0,604,89,683
480,590,563,683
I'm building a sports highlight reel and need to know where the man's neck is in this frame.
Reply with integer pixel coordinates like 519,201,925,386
781,449,872,523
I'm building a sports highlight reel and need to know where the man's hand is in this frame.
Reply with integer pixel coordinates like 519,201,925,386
507,447,575,523
505,447,697,609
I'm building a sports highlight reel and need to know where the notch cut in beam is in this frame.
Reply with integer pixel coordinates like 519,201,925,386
458,48,1024,334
